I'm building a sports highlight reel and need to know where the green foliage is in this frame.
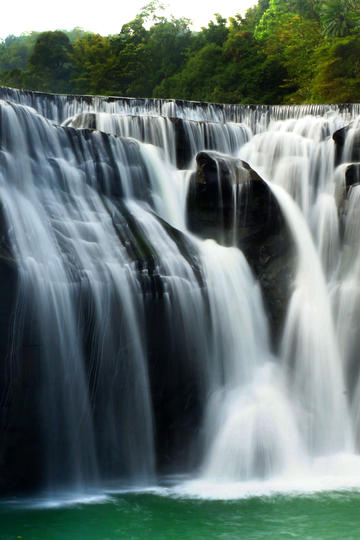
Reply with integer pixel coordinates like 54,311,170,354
311,36,360,101
320,0,360,37
199,14,229,46
25,31,73,92
71,34,114,94
256,9,322,102
0,32,39,72
29,31,71,70
1,0,359,103
154,43,223,101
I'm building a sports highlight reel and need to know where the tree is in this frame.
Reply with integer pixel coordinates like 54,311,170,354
200,14,229,46
311,36,360,102
27,31,73,92
320,0,360,37
154,42,224,101
221,14,288,103
147,16,192,87
0,32,39,72
71,34,114,95
254,0,323,102
1,0,359,103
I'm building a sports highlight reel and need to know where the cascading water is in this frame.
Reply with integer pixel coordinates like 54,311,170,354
66,111,251,168
1,86,360,500
198,241,305,482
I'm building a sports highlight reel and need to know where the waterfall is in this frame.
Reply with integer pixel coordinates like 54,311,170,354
1,86,360,498
66,111,251,168
198,241,305,481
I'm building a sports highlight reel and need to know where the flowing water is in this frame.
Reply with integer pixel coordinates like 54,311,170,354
1,87,360,537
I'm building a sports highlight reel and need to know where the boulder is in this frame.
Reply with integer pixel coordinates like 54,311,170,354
0,219,45,494
334,163,360,221
187,151,295,346
345,163,360,190
333,124,360,165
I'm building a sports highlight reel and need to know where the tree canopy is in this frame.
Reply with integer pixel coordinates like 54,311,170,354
0,0,359,103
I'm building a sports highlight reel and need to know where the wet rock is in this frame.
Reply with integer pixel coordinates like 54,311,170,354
335,163,360,238
345,163,360,190
97,199,205,473
0,249,46,495
187,151,295,346
187,151,250,242
334,163,360,218
333,124,360,165
67,111,97,130
137,216,205,472
169,117,192,169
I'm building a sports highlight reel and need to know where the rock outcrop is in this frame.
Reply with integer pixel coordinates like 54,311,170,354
345,163,360,190
333,124,360,165
187,151,295,345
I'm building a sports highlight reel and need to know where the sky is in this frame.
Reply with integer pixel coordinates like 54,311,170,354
1,0,257,39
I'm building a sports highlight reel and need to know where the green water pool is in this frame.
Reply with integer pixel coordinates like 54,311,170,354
1,489,360,540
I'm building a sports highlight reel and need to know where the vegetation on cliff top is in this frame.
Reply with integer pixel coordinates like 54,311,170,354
0,0,359,103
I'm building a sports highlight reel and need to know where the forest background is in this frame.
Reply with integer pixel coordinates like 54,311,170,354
0,0,359,104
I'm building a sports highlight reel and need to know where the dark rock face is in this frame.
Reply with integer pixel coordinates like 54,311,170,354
187,151,251,243
0,197,206,494
187,151,295,346
145,290,204,473
114,208,206,473
170,117,192,169
0,208,45,494
0,295,45,495
333,125,360,165
333,125,348,153
68,114,195,170
334,163,360,225
345,163,360,190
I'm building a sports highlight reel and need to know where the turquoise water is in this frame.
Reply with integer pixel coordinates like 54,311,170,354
1,489,360,540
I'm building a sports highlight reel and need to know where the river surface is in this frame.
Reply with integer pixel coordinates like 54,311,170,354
1,485,360,539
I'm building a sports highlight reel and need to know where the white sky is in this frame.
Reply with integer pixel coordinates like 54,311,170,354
1,0,257,39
